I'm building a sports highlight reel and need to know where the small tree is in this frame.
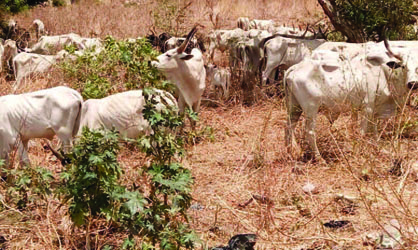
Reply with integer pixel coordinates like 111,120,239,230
59,128,146,250
118,88,198,249
318,0,417,42
61,37,173,100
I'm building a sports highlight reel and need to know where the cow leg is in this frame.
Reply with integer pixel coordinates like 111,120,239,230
190,100,201,129
285,92,302,154
178,94,186,115
262,56,283,85
305,106,324,162
221,82,227,99
18,139,30,166
54,131,73,154
360,106,376,135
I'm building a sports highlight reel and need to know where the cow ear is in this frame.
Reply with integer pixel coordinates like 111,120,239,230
386,61,402,69
180,54,194,60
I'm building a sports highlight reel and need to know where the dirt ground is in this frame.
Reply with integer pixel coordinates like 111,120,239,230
2,0,418,249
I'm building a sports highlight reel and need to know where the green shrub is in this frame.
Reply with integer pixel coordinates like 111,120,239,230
327,30,346,42
0,0,47,14
59,128,126,226
334,0,416,41
3,166,53,209
52,0,66,7
116,88,198,249
61,36,174,100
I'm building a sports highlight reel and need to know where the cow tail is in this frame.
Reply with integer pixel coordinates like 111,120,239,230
72,101,83,137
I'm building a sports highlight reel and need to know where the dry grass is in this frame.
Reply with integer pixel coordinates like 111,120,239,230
13,0,322,38
2,0,418,249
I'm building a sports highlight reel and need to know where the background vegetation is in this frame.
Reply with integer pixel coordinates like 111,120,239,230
1,0,418,249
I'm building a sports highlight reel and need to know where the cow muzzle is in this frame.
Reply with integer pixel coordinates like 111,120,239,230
407,81,418,90
150,61,159,68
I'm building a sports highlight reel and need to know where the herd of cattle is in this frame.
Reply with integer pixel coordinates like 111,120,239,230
1,16,418,165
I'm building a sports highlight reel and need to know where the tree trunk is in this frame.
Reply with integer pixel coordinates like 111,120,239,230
317,0,366,43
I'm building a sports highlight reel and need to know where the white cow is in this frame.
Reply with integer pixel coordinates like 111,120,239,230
79,89,177,138
0,86,82,165
270,26,314,37
237,17,251,31
229,29,272,73
284,42,418,161
32,19,45,40
27,33,83,55
249,19,276,32
205,64,231,98
77,37,103,54
208,28,246,61
7,19,17,37
3,39,18,72
12,50,70,90
163,36,200,53
152,26,206,117
261,35,326,84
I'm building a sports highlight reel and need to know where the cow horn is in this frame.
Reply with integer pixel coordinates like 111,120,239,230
149,27,156,36
384,37,403,61
177,25,198,53
299,24,310,39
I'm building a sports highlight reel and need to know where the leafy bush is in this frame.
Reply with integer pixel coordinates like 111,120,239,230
59,128,148,249
61,37,174,100
52,0,66,7
3,166,53,209
59,128,126,226
0,0,47,14
334,0,416,41
117,88,198,249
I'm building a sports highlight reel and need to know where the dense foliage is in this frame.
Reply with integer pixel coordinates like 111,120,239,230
333,0,417,41
3,164,53,209
59,128,126,226
1,0,46,14
61,37,174,99
58,93,197,249
120,88,197,249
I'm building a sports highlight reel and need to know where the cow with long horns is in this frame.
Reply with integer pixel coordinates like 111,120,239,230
284,39,418,162
151,25,206,119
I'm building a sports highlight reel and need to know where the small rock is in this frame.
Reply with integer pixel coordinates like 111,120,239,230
323,220,351,229
334,194,358,203
363,219,403,249
334,194,359,214
211,234,257,250
190,203,204,211
302,182,319,194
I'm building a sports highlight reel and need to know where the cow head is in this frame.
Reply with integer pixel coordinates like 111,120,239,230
383,39,418,90
151,26,198,72
204,63,217,77
3,39,18,62
365,40,418,93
